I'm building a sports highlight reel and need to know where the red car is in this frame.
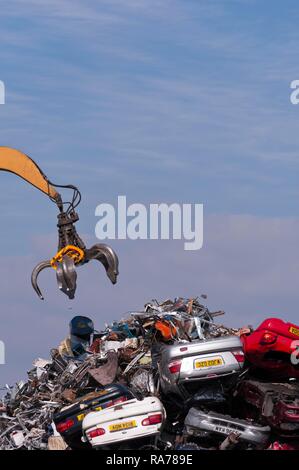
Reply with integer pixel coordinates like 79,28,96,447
235,380,299,437
241,318,299,379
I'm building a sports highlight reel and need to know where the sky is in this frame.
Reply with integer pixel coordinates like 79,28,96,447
0,0,298,384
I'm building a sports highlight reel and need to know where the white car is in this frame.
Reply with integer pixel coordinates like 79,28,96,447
82,396,166,448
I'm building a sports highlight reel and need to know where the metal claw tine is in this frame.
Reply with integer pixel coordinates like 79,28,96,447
84,243,119,284
56,255,77,299
31,260,52,300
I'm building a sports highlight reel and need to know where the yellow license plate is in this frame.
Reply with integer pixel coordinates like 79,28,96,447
109,420,137,432
77,413,85,421
289,326,299,336
195,358,223,369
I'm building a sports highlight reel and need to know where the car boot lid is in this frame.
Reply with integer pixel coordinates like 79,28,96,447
162,335,243,360
82,397,165,431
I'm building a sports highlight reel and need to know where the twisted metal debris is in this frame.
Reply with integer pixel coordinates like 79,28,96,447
1,297,298,450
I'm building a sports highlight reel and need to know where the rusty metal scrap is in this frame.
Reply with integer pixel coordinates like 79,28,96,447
88,351,119,386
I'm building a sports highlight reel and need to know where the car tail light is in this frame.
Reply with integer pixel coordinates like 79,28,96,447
260,331,277,345
102,400,113,409
56,419,75,433
232,349,245,363
112,396,127,406
102,396,128,409
285,409,299,418
88,428,105,438
168,360,182,374
142,413,163,426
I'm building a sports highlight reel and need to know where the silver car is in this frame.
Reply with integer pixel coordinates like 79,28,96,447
158,335,244,399
184,409,270,448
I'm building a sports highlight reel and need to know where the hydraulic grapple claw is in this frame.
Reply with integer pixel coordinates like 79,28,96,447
31,242,119,300
31,209,119,300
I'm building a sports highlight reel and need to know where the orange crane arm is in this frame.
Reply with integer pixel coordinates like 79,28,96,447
0,146,62,206
0,146,119,300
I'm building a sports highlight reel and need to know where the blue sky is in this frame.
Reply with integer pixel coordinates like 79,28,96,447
0,0,298,384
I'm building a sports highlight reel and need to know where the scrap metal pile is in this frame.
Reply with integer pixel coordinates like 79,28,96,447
1,297,299,451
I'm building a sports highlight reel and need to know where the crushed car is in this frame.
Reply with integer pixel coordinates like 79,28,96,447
53,384,136,448
1,297,299,451
241,318,299,379
82,396,166,449
234,380,299,437
183,408,271,449
158,335,245,405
